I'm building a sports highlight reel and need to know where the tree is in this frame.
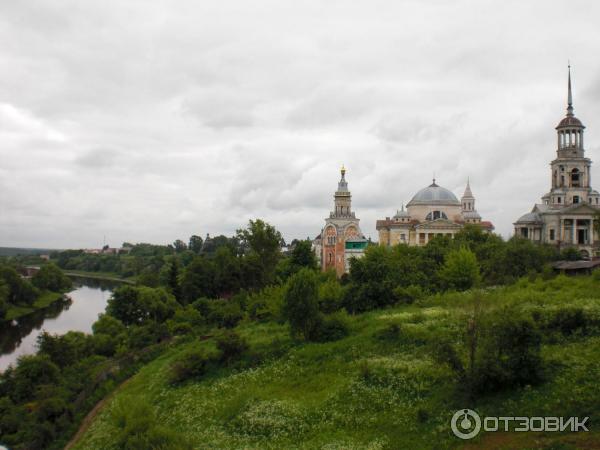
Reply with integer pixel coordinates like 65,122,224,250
106,285,178,326
0,279,8,319
438,247,481,291
32,263,72,292
283,269,321,340
0,265,38,305
173,239,188,253
289,240,318,272
181,256,218,302
188,235,204,254
237,219,283,288
167,259,183,303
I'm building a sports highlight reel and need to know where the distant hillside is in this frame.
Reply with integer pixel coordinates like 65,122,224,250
0,247,61,256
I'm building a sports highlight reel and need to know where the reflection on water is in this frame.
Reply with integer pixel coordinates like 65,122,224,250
0,277,117,371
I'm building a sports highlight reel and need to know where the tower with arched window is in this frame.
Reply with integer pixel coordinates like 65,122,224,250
316,166,367,276
515,66,600,258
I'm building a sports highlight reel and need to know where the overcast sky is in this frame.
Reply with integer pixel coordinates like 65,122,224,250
1,0,600,249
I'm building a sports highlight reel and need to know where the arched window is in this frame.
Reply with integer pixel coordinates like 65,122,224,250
426,211,448,221
571,168,581,187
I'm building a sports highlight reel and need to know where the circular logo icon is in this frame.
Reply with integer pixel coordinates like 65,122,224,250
451,409,481,440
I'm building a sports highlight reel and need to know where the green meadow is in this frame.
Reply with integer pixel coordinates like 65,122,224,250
72,274,600,450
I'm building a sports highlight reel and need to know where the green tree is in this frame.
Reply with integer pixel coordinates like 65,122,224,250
107,286,178,326
438,247,481,291
167,259,183,303
181,256,218,302
283,269,321,340
188,235,204,254
0,265,38,305
32,263,72,292
237,219,283,288
173,239,188,253
0,279,8,319
290,240,318,271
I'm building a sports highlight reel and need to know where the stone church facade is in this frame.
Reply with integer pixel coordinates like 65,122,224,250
314,167,368,276
376,179,494,246
514,67,600,259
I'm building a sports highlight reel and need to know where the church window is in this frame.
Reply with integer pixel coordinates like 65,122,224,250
521,228,529,238
573,195,580,204
571,169,581,187
549,229,555,240
426,210,448,221
596,198,599,205
561,175,565,186
557,197,561,204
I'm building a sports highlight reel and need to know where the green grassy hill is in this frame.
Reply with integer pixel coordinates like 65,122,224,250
72,275,600,450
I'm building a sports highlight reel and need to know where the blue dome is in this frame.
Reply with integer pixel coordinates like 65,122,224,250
407,182,460,206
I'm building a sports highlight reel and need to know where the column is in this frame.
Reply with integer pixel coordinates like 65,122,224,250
591,219,595,245
573,219,577,244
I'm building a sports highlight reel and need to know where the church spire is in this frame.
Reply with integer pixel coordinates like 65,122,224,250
463,177,474,198
567,63,574,117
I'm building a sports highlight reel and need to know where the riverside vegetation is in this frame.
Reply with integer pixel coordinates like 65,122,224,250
1,221,599,449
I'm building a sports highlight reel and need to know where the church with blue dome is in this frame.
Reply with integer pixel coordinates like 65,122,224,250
376,179,494,246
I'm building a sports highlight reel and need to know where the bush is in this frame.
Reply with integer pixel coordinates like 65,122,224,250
111,399,192,449
318,278,344,313
216,331,249,364
283,269,321,340
435,308,543,398
313,311,351,342
438,247,481,291
169,348,214,384
393,285,425,304
376,323,402,341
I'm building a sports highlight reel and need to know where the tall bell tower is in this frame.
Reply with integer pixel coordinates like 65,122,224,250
321,166,367,276
545,65,593,206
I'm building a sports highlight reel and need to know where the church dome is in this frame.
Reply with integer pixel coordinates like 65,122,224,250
407,181,460,207
556,116,584,128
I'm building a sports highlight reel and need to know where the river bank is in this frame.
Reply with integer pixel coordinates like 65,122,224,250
63,270,136,285
4,291,64,322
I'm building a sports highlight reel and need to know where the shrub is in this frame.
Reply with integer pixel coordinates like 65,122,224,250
216,331,249,364
438,247,481,291
111,399,192,449
393,284,425,304
376,323,402,341
318,278,344,313
169,348,214,384
435,308,543,398
313,311,350,342
283,269,321,340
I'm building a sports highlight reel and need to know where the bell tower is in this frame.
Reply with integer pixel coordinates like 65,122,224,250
548,65,591,206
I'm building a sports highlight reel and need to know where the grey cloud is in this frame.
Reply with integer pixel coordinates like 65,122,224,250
2,1,600,248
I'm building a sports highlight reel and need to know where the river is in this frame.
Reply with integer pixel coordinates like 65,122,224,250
0,277,117,371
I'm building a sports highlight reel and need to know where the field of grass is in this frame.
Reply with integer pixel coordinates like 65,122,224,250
72,275,600,450
4,291,64,321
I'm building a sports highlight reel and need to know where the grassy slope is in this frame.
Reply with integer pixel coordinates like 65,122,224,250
5,291,63,321
73,276,600,450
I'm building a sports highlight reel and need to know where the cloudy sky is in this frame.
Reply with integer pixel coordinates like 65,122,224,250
1,0,600,249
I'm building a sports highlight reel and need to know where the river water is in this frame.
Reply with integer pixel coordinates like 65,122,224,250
0,277,116,371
